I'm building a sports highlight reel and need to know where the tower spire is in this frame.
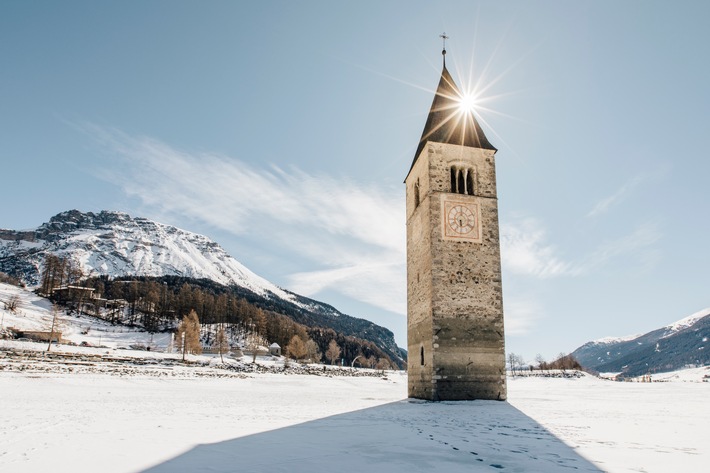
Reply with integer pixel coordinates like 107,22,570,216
404,44,496,180
439,32,449,67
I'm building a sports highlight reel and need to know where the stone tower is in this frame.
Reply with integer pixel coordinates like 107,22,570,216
405,51,507,401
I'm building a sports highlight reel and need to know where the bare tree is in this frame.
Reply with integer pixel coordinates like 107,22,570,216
245,326,267,364
3,294,20,313
535,353,546,372
213,325,229,363
507,352,517,375
175,309,201,361
305,339,321,363
376,358,392,372
286,334,307,360
46,304,62,352
0,271,23,287
507,352,525,375
325,339,341,365
549,353,582,371
556,352,568,372
40,254,60,296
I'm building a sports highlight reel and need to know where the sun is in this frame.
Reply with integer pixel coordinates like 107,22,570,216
457,92,478,113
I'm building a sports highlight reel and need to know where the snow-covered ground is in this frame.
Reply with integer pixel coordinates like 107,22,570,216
508,374,708,472
1,363,707,472
2,283,708,472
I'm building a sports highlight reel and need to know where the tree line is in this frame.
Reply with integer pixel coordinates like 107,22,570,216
508,352,583,375
38,254,82,296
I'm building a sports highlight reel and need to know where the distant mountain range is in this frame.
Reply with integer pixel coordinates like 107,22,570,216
571,308,710,377
0,210,405,364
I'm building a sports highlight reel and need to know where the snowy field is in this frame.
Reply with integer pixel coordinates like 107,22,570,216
1,366,707,473
2,283,708,472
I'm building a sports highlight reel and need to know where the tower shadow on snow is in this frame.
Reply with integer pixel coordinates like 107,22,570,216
142,399,602,473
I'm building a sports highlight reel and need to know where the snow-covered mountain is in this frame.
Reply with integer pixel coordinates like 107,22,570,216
0,210,319,310
571,308,710,377
0,210,405,364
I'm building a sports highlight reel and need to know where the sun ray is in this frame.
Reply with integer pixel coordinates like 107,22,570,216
475,39,545,99
471,109,523,163
340,27,546,168
474,105,526,122
419,108,463,143
466,7,482,95
331,57,440,96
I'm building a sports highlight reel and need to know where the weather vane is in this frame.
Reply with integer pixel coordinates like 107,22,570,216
440,32,449,65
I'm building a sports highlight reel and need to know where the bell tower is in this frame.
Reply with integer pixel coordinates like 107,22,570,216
405,43,506,401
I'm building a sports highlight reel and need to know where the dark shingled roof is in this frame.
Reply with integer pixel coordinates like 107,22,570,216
408,65,496,176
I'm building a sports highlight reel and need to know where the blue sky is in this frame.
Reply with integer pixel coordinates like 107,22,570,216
2,1,709,362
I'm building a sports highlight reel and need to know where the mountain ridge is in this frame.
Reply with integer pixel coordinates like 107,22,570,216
571,308,710,377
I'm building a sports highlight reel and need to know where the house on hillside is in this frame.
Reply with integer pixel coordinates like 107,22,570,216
13,329,62,343
269,343,281,356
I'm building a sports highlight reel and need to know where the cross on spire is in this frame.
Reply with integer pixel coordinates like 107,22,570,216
440,32,449,65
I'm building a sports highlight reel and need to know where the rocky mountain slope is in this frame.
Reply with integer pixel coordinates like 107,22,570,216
0,210,405,364
571,308,710,377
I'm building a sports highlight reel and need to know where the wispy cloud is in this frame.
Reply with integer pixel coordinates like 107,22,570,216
84,125,662,319
504,294,543,336
500,218,579,278
587,175,644,218
501,217,661,278
85,125,406,315
287,261,406,314
580,222,662,273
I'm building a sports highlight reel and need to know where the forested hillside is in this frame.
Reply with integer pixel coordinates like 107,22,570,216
41,262,403,368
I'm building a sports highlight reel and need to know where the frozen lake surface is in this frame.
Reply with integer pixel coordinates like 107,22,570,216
1,366,707,473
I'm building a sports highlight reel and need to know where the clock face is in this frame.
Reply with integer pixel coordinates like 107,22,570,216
447,204,476,235
442,197,482,242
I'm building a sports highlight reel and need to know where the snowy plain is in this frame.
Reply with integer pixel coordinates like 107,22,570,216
1,283,708,472
2,356,708,473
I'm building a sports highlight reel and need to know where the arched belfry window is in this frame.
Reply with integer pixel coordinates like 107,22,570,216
420,346,424,366
414,180,420,208
450,166,476,196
